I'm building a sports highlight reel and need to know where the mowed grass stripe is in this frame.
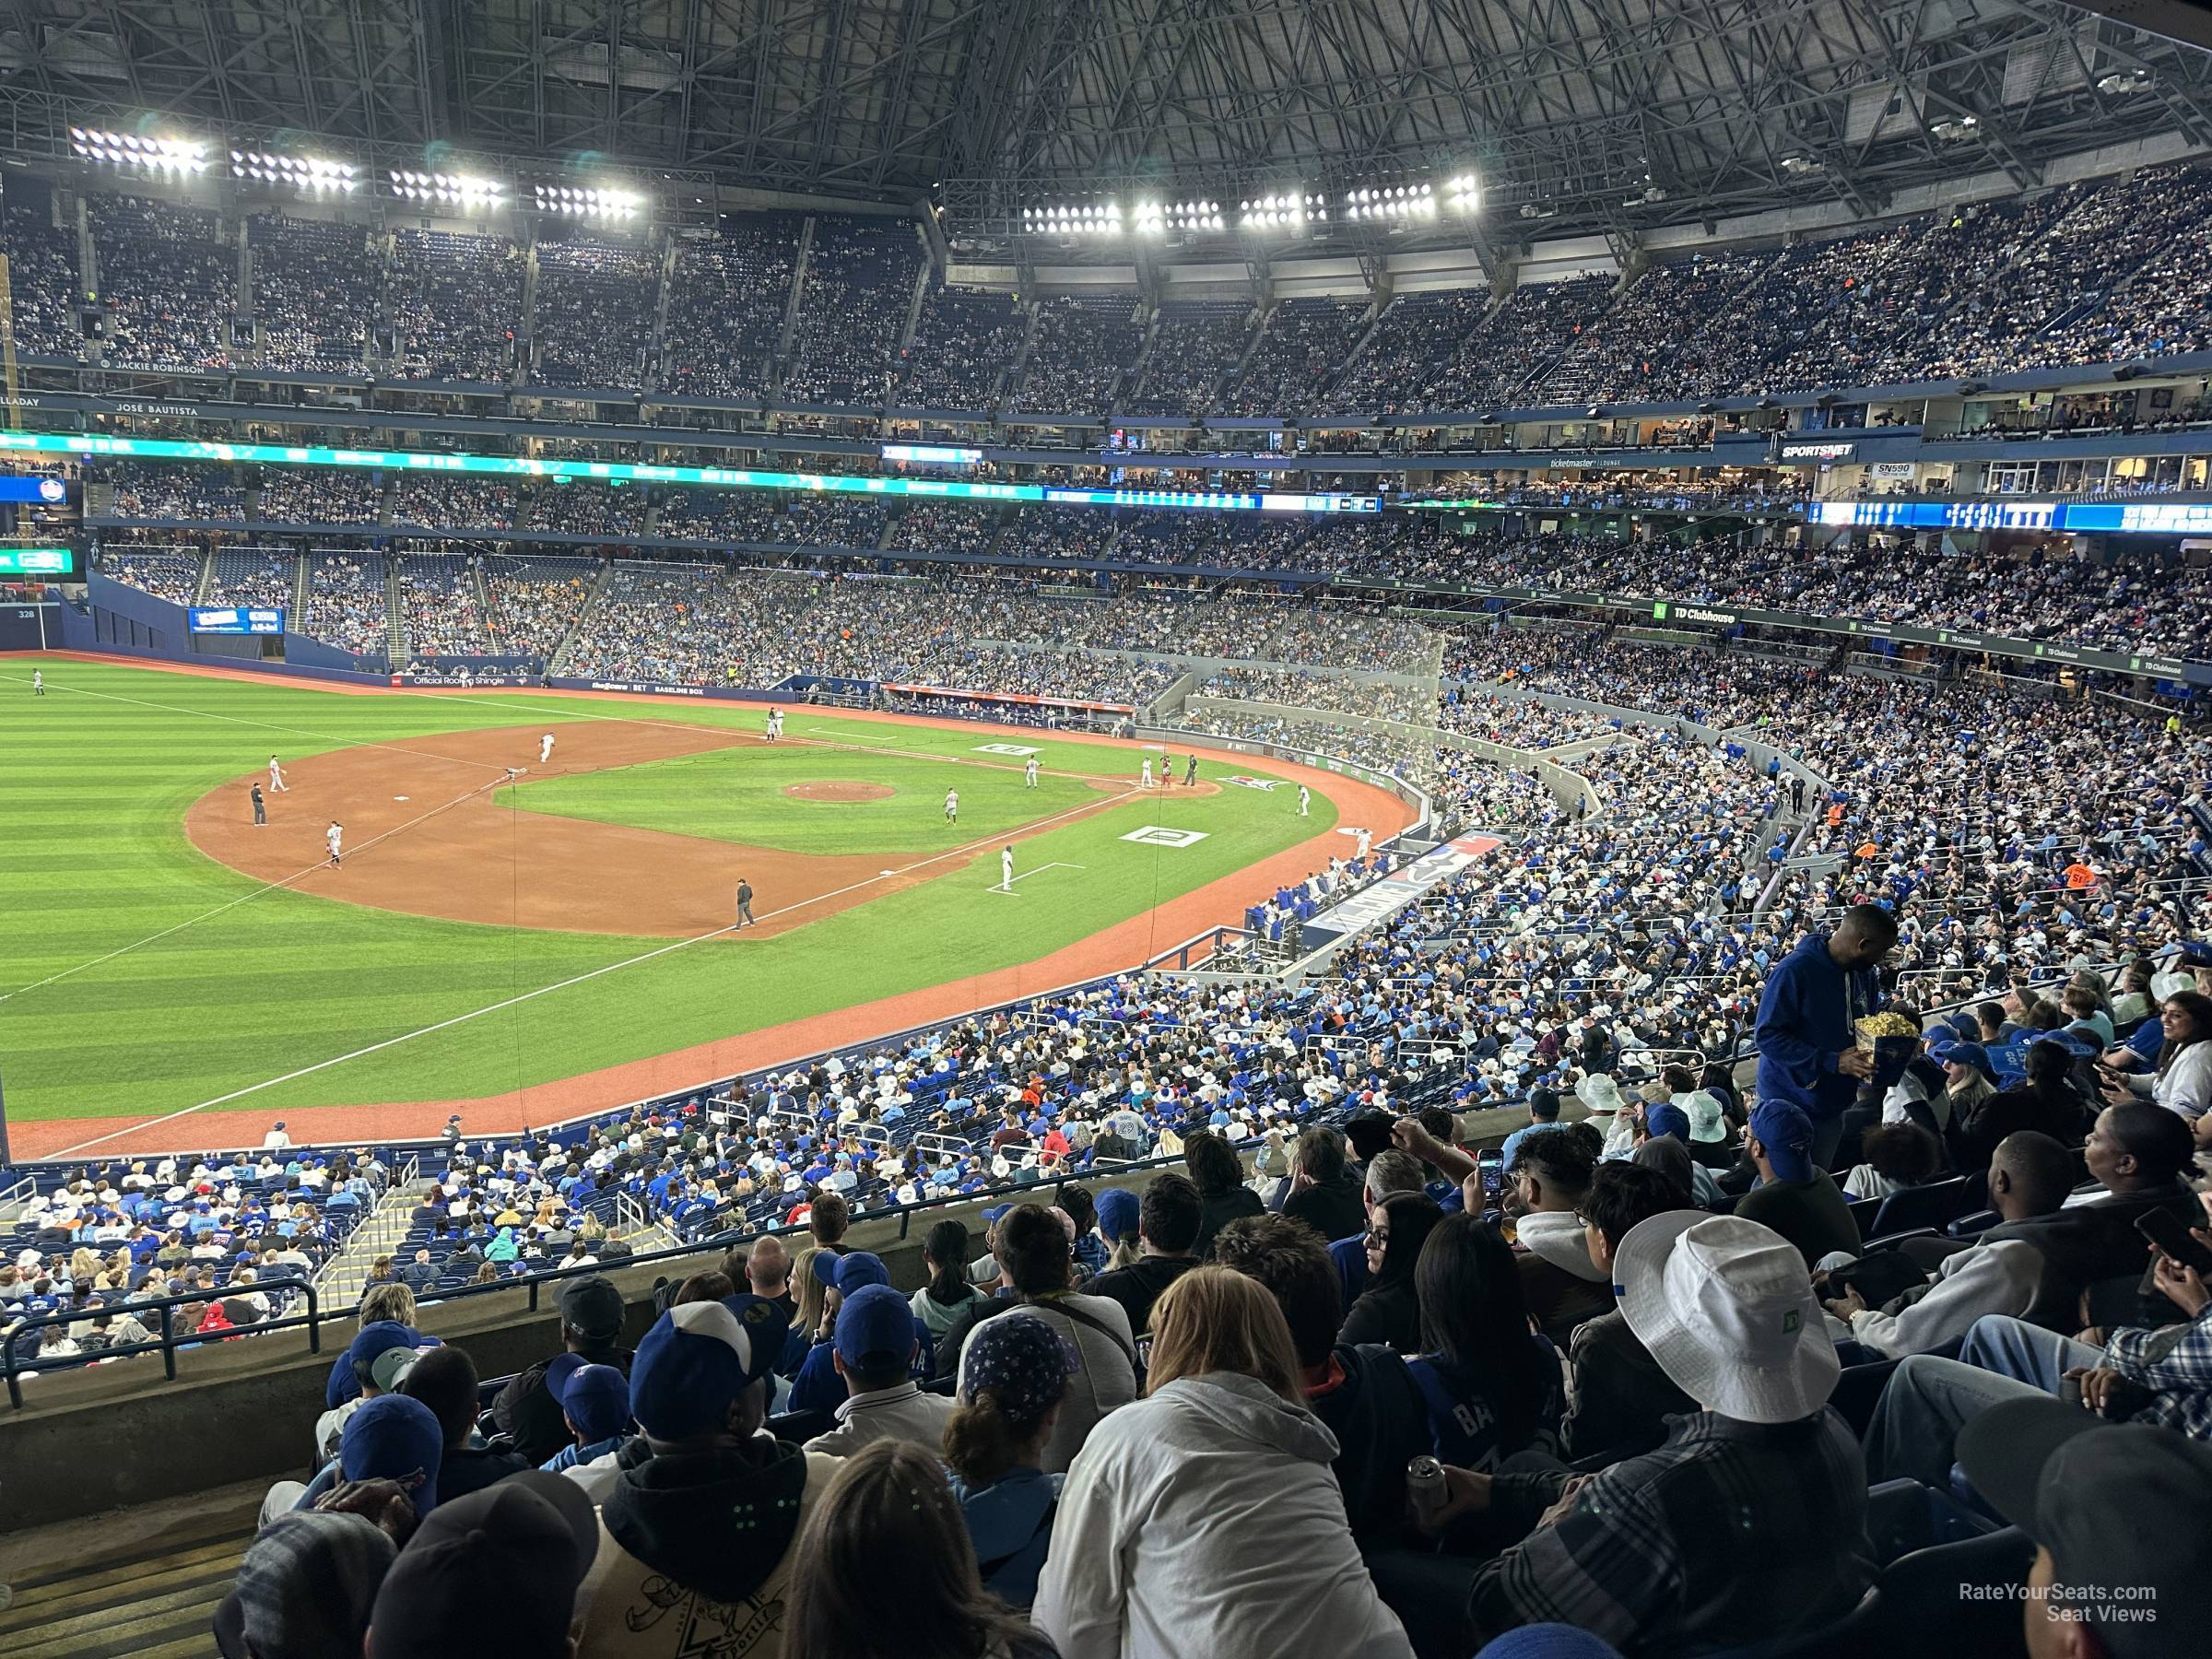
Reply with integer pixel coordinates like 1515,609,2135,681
0,661,1328,1124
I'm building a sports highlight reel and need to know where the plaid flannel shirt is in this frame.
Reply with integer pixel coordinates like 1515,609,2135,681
2104,1302,2212,1441
1470,1408,1874,1656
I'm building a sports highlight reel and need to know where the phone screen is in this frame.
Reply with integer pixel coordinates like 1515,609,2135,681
2137,1209,2212,1276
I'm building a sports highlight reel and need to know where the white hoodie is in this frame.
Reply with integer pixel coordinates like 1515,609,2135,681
1033,1371,1411,1659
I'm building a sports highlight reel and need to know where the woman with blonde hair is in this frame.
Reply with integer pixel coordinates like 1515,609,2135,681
1034,1267,1411,1659
786,1441,1053,1659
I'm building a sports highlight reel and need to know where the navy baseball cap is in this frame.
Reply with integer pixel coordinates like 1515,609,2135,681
348,1321,423,1392
628,1300,782,1441
1644,1102,1691,1143
833,1283,917,1371
550,1361,631,1443
1748,1102,1817,1183
339,1394,443,1513
809,1249,888,1292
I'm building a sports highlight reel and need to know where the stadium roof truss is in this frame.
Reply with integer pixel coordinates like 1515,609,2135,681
0,0,2207,243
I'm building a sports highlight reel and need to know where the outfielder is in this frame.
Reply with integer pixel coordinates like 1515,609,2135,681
539,732,556,765
945,788,959,823
1298,785,1311,818
1001,847,1015,890
325,821,344,868
268,754,289,793
31,669,42,696
1024,757,1040,788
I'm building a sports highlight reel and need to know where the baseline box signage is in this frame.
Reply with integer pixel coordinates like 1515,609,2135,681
188,606,286,635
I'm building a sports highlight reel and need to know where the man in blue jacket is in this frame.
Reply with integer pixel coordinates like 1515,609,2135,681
1754,903,1899,1170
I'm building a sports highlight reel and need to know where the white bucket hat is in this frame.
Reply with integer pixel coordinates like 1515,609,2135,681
1614,1211,1839,1424
1677,1089,1730,1144
1576,1074,1626,1116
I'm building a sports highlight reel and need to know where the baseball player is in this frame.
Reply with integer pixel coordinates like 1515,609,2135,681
1024,757,1040,789
268,754,289,793
539,733,556,765
944,788,959,823
1001,847,1015,890
767,708,783,741
1356,827,1372,861
251,782,265,827
1184,753,1197,786
30,668,42,696
1298,785,1311,818
1141,757,1154,790
325,821,344,868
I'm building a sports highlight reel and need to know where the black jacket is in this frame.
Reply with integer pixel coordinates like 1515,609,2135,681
602,1436,809,1603
491,1343,636,1465
1309,1343,1434,1539
1087,1255,1197,1337
1194,1185,1265,1258
1337,1278,1421,1353
1283,1174,1366,1247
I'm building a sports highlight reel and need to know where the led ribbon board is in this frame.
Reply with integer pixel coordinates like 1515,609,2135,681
1,431,1380,516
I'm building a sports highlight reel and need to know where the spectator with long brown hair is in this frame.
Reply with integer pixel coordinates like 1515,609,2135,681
785,1441,1054,1659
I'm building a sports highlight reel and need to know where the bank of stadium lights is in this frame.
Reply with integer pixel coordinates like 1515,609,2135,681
533,183,643,219
232,151,359,192
390,171,505,207
1342,182,1435,222
1443,175,1480,214
1024,203,1120,235
1238,193,1326,230
1133,200,1223,236
69,127,208,174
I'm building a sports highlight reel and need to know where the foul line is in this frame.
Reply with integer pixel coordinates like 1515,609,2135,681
42,782,1146,1159
0,775,515,1006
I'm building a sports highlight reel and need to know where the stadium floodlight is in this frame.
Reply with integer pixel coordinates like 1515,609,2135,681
1026,200,1119,236
1444,174,1480,213
70,127,209,174
388,170,505,207
232,150,359,192
1341,181,1436,222
532,182,644,218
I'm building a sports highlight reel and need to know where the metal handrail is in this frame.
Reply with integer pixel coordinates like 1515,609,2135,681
3,1275,320,1409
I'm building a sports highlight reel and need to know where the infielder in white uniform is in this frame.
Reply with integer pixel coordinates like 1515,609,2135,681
539,733,556,765
1298,785,1311,817
268,754,289,793
1024,757,1040,788
1141,758,1154,790
1356,827,1372,860
325,821,344,868
766,708,783,741
1001,847,1015,890
944,788,959,823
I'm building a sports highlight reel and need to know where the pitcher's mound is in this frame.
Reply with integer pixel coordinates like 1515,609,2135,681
783,781,896,803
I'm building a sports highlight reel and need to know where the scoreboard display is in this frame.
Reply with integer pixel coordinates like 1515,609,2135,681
0,543,85,581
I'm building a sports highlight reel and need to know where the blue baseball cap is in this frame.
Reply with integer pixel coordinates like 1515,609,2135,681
348,1321,423,1392
1748,1102,1817,1184
1941,1041,1996,1083
551,1361,631,1442
1094,1189,1139,1241
981,1204,1014,1226
1474,1625,1624,1659
1643,1102,1691,1143
833,1283,917,1371
339,1394,443,1513
628,1300,782,1441
809,1249,888,1291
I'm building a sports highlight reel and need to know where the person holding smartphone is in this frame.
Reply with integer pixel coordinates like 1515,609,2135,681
2099,990,2212,1145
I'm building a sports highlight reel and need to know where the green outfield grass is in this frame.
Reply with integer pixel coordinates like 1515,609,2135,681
0,659,1333,1129
498,742,1107,854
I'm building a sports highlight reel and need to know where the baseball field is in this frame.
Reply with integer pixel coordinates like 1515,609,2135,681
0,656,1401,1157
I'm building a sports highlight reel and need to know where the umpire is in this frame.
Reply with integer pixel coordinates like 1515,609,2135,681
735,877,756,929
